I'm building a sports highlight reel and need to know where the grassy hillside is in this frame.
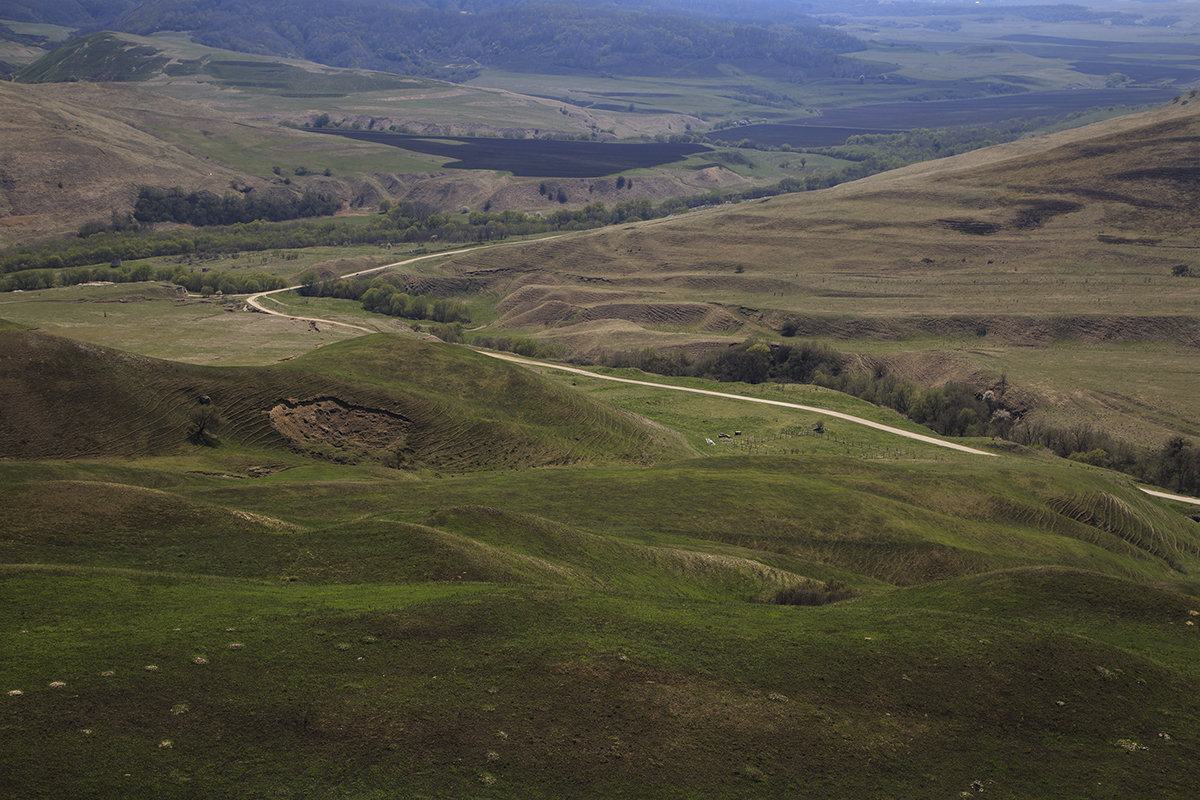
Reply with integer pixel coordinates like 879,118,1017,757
2,302,1200,796
0,327,689,467
3,419,1200,797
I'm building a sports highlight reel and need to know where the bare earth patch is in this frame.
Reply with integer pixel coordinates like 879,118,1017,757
269,397,410,450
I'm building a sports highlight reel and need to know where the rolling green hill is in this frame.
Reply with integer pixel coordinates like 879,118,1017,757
2,320,1200,796
0,327,689,467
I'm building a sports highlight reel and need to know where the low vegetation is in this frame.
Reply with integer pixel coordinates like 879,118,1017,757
2,320,1199,796
599,339,1200,496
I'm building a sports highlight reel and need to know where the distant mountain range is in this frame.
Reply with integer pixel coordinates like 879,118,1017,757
2,0,874,81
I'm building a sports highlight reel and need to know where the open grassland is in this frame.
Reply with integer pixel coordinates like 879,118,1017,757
3,430,1200,796
2,314,1200,796
0,283,363,366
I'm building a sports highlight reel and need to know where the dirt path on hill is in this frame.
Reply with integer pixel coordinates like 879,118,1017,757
245,235,569,331
481,352,999,457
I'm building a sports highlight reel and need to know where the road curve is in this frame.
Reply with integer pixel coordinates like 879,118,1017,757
482,351,999,457
245,236,567,332
241,238,1200,506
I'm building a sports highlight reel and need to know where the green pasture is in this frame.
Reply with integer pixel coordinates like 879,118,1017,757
3,564,1195,798
0,284,359,365
3,316,1200,796
139,117,445,179
3,436,1199,797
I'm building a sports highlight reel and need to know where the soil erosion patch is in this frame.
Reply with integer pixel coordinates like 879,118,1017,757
269,397,410,449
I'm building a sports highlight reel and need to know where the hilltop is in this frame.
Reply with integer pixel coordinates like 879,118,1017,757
0,80,269,245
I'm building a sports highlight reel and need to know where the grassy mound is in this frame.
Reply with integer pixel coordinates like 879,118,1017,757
16,33,168,83
0,329,690,469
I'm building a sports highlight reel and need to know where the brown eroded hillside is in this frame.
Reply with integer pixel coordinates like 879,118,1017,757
0,81,276,245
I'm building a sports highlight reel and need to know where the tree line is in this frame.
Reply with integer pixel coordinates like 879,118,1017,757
1,167,871,279
298,274,470,324
0,260,287,295
133,187,341,227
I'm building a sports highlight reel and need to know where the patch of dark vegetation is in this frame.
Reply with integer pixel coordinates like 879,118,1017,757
298,273,471,324
937,218,1001,235
310,129,710,178
770,579,856,606
187,400,222,447
1112,166,1200,183
134,186,341,226
1010,199,1084,229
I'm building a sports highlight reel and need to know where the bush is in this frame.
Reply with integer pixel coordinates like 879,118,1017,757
771,579,856,606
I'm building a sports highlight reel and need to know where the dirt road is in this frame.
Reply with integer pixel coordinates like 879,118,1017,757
482,352,999,457
241,240,1200,507
246,236,568,331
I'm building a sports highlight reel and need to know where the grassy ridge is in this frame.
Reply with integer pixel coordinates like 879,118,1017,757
0,329,689,467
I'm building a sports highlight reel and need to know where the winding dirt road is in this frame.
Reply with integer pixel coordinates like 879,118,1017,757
246,245,480,332
242,239,1200,507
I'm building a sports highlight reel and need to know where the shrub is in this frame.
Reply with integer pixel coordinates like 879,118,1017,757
771,579,856,606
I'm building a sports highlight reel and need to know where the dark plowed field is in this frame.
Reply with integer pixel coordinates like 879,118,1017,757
311,129,710,177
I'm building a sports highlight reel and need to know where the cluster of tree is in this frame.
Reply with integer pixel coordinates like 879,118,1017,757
469,334,563,360
298,274,470,324
1011,421,1200,496
133,187,340,227
113,0,869,81
600,340,845,386
0,260,287,295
